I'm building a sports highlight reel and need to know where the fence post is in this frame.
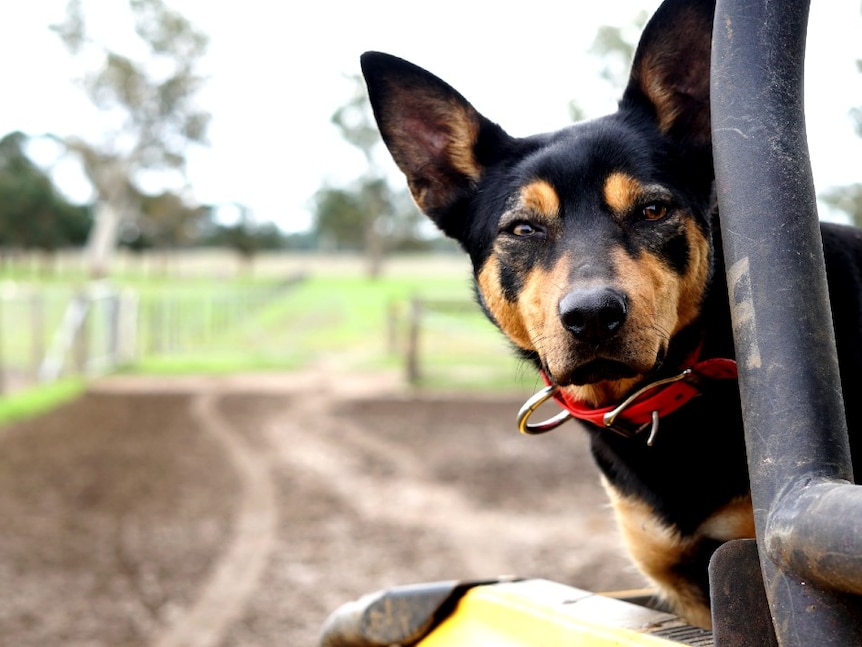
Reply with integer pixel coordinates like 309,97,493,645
30,288,44,382
107,291,120,368
120,289,139,363
73,291,89,374
386,301,400,355
406,297,422,385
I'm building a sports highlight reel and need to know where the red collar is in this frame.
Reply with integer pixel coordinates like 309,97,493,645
518,352,737,442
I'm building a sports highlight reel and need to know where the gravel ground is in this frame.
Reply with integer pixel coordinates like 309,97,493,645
0,372,644,646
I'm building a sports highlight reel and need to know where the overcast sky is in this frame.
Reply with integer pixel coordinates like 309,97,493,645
2,1,861,232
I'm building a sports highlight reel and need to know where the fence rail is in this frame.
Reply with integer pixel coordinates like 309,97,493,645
395,296,534,391
0,278,300,395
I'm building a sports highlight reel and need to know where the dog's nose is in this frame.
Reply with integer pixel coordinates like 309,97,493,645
559,288,628,341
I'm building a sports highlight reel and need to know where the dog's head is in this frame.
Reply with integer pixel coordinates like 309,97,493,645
361,0,717,406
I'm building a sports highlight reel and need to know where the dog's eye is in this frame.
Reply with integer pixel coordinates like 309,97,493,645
507,221,543,237
641,203,670,221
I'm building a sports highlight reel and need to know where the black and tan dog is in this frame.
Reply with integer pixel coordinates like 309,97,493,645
361,0,862,629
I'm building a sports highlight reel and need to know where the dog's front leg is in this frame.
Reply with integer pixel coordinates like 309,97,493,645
602,478,715,629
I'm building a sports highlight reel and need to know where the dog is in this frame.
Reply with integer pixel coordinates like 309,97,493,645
360,0,862,629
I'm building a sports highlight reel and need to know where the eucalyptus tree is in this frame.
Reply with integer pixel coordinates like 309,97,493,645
52,0,210,276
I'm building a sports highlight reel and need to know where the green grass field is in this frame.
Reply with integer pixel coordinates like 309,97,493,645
125,270,537,391
0,379,85,425
0,258,540,422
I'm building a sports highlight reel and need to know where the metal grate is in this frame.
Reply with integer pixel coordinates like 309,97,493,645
650,624,714,646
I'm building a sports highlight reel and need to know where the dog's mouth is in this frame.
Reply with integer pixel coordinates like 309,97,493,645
562,358,638,386
548,346,666,389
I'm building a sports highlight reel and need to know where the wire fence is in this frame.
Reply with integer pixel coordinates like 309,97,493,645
0,278,300,395
1,277,531,397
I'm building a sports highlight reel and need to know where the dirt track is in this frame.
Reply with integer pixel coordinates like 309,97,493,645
0,371,644,646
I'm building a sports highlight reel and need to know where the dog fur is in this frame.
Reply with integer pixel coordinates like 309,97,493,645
361,0,862,628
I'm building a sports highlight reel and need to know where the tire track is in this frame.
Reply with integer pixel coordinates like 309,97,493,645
151,390,278,647
264,394,620,579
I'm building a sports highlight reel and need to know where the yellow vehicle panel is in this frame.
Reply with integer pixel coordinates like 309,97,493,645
418,580,713,647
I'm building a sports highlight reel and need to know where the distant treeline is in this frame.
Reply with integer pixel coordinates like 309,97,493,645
0,131,454,262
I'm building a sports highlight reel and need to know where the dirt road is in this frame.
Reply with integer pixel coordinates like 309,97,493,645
0,371,643,646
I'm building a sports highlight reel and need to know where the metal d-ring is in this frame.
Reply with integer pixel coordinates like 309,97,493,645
517,385,573,435
601,368,693,428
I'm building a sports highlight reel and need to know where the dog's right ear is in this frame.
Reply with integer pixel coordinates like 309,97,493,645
622,0,715,151
360,52,511,240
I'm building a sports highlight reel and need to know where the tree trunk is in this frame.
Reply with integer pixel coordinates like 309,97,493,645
85,201,122,278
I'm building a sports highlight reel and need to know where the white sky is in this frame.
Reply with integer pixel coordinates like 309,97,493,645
1,1,861,232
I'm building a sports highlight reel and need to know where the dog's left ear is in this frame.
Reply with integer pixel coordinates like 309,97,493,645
622,0,716,149
360,51,512,241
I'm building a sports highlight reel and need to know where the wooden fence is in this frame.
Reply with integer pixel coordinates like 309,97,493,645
0,279,298,395
394,296,532,391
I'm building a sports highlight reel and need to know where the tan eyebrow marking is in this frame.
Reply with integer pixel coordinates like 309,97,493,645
519,179,560,218
603,171,645,216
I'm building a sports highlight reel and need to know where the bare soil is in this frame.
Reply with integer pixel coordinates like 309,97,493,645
0,371,644,646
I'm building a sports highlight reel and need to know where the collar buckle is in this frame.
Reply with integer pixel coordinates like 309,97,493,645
598,369,693,446
601,368,693,429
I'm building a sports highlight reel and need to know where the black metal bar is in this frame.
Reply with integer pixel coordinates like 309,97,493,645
709,540,778,647
711,0,862,643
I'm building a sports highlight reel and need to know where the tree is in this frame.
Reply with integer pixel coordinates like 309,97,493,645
822,184,862,228
320,75,423,277
0,131,92,265
313,176,434,254
203,221,286,272
51,0,210,277
147,191,204,246
329,75,388,276
313,184,367,251
589,12,648,89
821,45,862,227
198,204,287,271
568,12,649,122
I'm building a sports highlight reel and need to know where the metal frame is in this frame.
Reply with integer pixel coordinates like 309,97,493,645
711,0,862,643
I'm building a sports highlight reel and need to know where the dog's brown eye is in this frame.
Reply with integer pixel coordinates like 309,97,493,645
642,203,669,221
510,222,540,237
